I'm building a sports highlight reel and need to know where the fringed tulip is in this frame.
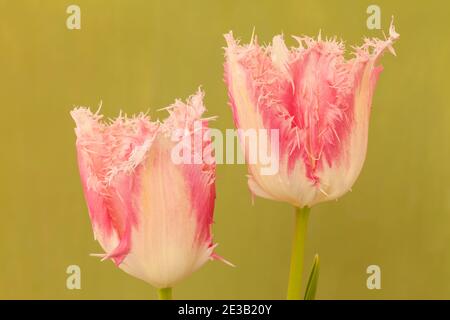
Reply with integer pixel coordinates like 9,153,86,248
224,22,399,207
224,22,399,299
71,89,226,298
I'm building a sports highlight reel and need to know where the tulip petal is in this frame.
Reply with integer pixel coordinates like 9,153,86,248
71,108,158,264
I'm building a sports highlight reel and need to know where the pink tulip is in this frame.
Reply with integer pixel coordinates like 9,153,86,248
71,89,225,296
224,22,399,300
224,22,399,207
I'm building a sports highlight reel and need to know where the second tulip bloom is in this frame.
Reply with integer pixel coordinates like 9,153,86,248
224,23,399,207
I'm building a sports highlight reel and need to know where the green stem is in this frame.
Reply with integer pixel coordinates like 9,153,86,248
157,287,172,300
287,206,310,300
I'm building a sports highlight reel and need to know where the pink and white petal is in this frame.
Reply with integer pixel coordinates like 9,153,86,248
119,135,214,288
314,23,398,204
71,108,158,264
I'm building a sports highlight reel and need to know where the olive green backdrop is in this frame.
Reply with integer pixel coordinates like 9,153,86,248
0,0,449,299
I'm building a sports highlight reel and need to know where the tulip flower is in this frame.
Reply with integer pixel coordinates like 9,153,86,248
70,89,226,299
224,21,399,299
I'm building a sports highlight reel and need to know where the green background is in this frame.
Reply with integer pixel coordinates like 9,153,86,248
1,0,449,299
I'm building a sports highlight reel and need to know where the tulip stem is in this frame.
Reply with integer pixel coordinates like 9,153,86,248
157,287,172,300
287,206,310,300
